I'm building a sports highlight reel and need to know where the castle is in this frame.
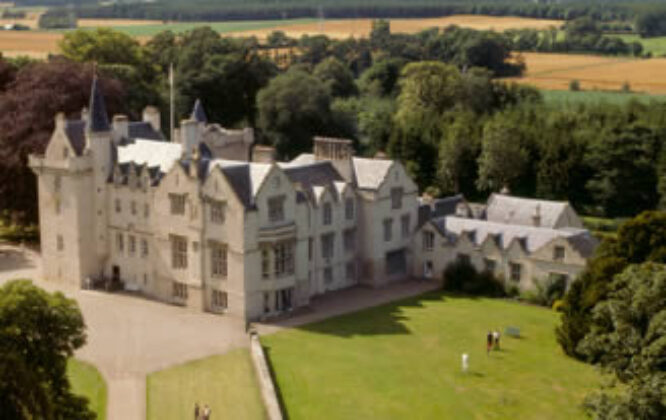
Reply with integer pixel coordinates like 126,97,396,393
29,80,597,321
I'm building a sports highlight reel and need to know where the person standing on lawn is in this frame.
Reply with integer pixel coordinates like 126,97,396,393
486,331,493,355
493,330,501,350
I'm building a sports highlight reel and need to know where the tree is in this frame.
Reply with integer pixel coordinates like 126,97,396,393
0,60,125,225
59,28,143,67
557,211,666,359
357,57,405,97
0,280,92,419
257,69,334,158
579,263,666,419
438,111,482,196
312,57,357,98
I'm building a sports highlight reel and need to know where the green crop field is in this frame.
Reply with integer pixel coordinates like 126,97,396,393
542,89,666,106
612,34,666,57
66,18,316,37
262,292,603,420
67,359,107,420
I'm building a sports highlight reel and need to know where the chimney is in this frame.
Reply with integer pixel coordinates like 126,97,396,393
55,112,66,131
252,145,276,163
313,136,354,182
112,114,129,140
142,106,161,133
180,119,200,158
532,204,541,227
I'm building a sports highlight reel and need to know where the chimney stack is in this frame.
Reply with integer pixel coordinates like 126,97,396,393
313,136,354,182
112,114,129,140
180,119,200,159
252,145,276,163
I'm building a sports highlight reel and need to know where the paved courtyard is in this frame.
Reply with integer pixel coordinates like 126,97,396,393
0,244,439,419
0,245,249,420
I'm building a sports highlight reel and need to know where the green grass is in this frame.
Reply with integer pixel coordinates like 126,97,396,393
146,349,265,420
58,18,316,37
542,89,666,106
612,34,666,57
67,359,107,420
261,292,603,420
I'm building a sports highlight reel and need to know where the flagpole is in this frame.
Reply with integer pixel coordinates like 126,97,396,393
169,63,175,142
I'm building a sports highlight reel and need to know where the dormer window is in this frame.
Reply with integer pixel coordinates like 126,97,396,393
268,195,285,223
323,202,332,225
391,187,403,210
554,246,565,261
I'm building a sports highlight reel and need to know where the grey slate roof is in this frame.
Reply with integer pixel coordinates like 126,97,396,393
64,120,86,155
486,194,571,228
433,194,467,218
87,77,110,133
191,99,207,123
207,160,272,209
566,232,599,258
128,122,164,141
431,216,592,254
282,161,344,203
352,157,393,190
117,139,182,174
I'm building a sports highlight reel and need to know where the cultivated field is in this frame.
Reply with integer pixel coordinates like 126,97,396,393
0,15,562,58
262,292,602,419
507,52,666,94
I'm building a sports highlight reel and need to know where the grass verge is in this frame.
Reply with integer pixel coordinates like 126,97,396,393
67,359,107,420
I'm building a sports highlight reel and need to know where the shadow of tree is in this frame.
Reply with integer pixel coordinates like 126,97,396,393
294,290,447,338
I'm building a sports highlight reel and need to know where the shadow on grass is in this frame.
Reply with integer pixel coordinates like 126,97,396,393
262,345,290,420
294,290,448,338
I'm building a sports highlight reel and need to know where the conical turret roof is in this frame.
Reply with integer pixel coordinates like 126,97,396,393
87,77,110,132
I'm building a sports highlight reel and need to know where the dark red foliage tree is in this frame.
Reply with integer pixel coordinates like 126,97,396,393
0,58,125,225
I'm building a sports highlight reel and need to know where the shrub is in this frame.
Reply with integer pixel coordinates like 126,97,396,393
552,299,565,312
569,79,581,91
442,259,506,297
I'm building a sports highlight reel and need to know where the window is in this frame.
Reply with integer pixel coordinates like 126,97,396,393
323,267,333,284
56,234,64,251
274,241,295,277
457,253,471,265
171,235,188,269
263,292,270,314
383,218,393,242
54,175,61,192
510,262,522,282
343,228,356,253
211,290,228,309
261,248,271,279
268,195,285,223
169,194,186,215
144,204,150,218
128,235,136,256
211,242,228,278
115,198,121,213
172,282,188,300
321,233,335,259
141,239,149,258
401,214,410,238
484,258,497,273
345,198,355,220
423,231,435,251
116,233,124,253
322,202,332,225
131,201,137,216
210,200,225,224
346,261,356,282
554,246,565,261
391,187,403,209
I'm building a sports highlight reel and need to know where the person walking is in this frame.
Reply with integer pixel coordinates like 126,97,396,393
202,404,211,420
493,330,501,350
486,331,493,355
194,402,200,420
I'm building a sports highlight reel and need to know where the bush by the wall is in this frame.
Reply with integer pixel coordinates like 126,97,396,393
442,259,506,297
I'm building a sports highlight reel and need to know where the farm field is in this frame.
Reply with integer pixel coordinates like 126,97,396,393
146,349,265,420
261,292,602,420
0,15,562,58
612,34,666,57
543,89,666,106
506,52,666,94
67,359,107,420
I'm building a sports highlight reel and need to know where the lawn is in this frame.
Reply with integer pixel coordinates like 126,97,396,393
542,89,666,106
261,292,603,420
67,359,107,420
146,349,265,420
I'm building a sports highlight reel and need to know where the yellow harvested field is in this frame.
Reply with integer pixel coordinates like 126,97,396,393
0,31,59,57
506,52,666,94
0,16,157,30
236,15,562,40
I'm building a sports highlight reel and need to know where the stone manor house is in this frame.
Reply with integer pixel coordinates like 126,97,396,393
29,80,597,321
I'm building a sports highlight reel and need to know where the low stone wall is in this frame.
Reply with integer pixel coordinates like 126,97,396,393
249,332,283,420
